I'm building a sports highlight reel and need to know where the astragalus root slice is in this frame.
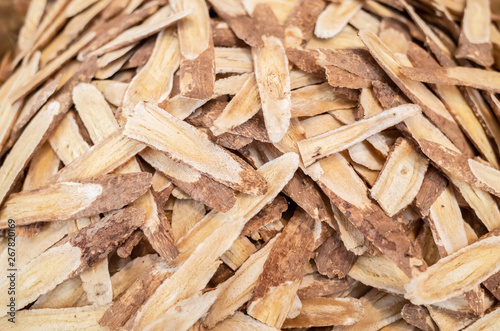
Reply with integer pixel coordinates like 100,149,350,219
359,30,474,157
282,297,364,328
246,209,316,328
252,35,291,143
214,47,253,74
314,0,363,39
124,101,267,195
211,73,261,136
0,207,144,316
203,236,277,328
140,148,236,212
463,307,500,331
455,0,494,66
175,153,299,263
0,172,151,228
400,66,500,94
298,104,420,167
171,0,215,99
370,138,428,217
405,235,500,305
0,306,108,330
211,312,278,331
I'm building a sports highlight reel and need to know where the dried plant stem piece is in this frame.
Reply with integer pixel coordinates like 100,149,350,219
253,35,291,143
298,104,420,167
455,0,494,66
124,102,267,195
370,138,428,217
405,235,500,305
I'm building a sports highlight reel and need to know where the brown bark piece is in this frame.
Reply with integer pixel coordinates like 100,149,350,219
415,166,449,217
247,209,316,328
242,196,288,237
314,232,357,279
402,304,438,331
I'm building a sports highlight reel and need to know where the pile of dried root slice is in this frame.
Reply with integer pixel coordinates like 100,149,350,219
2,0,500,330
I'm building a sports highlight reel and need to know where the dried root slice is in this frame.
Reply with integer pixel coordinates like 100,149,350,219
125,102,266,195
348,253,410,295
405,235,500,305
335,289,407,331
314,153,426,277
284,0,325,47
211,73,261,136
291,82,356,118
370,138,428,217
298,103,420,167
401,304,438,331
241,195,287,236
282,297,364,328
247,209,316,328
140,148,236,212
0,101,61,205
403,60,500,91
314,0,363,39
463,307,500,331
210,312,278,331
204,236,277,328
297,273,350,299
0,306,108,330
17,0,47,53
172,0,215,99
455,0,494,66
221,236,257,270
48,111,90,165
121,27,179,113
80,258,113,306
129,217,244,329
0,207,144,315
214,47,253,73
253,35,291,143
175,153,298,267
359,30,474,157
171,198,206,243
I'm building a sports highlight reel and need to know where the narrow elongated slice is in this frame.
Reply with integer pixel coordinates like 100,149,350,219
314,232,356,279
48,112,90,165
204,236,277,328
247,209,316,328
463,307,500,331
211,312,278,331
298,104,420,167
172,198,206,242
129,217,244,329
359,30,473,157
291,83,356,118
52,130,146,183
10,32,95,102
140,148,236,212
405,235,500,305
253,35,291,142
455,0,493,66
172,0,215,99
348,253,410,295
370,138,428,217
17,0,46,53
282,297,364,328
241,196,287,236
0,306,108,330
211,74,261,135
284,0,325,47
314,153,426,277
99,262,175,329
90,7,191,56
121,27,179,112
400,66,500,94
314,0,363,38
0,101,61,205
0,173,151,228
124,102,267,195
215,47,253,73
175,153,299,263
0,207,144,315
335,289,407,331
